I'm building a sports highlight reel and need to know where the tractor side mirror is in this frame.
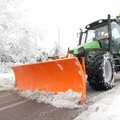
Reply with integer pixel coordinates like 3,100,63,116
77,28,83,45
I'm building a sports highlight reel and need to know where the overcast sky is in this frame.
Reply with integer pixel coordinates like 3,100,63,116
22,0,120,50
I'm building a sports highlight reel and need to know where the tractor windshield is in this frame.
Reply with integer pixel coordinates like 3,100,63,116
86,25,108,42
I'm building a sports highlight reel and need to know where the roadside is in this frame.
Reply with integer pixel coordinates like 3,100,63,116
74,74,120,120
0,73,15,91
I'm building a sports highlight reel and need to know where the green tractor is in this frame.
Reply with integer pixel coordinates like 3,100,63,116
71,14,120,90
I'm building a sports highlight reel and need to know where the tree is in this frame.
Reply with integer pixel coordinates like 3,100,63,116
48,42,65,59
0,0,47,64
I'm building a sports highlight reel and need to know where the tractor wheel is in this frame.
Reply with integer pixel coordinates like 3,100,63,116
86,51,115,90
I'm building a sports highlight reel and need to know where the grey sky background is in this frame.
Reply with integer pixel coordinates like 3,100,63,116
22,0,120,50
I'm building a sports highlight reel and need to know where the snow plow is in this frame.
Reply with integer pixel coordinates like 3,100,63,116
11,57,86,103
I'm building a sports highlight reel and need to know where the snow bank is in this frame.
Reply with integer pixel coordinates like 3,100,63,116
16,89,82,109
74,88,120,120
0,62,13,73
0,73,15,91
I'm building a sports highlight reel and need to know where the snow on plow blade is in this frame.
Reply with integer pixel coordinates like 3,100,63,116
11,57,86,103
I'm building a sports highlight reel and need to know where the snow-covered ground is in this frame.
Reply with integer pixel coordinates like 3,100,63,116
0,73,15,91
74,80,120,120
75,94,120,120
0,73,120,120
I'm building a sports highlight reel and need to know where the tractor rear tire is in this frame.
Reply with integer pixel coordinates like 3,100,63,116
86,51,115,90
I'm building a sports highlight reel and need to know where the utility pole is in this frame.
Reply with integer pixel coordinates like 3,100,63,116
54,25,61,58
58,25,60,47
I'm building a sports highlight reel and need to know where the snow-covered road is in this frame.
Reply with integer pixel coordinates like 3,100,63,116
0,73,120,120
74,74,120,120
75,83,120,120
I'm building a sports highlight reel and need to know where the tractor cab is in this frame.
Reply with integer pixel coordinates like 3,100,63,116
79,15,120,54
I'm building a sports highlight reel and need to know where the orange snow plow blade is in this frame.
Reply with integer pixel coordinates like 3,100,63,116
11,57,86,103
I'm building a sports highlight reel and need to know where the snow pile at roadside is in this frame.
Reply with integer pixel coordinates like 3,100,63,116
0,62,14,73
74,88,120,120
0,73,15,91
16,89,82,109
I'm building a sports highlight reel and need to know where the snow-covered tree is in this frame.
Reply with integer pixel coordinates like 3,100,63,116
0,0,47,64
0,0,49,73
48,42,65,59
0,0,22,62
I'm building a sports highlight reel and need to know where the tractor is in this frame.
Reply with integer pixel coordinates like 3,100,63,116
71,14,120,90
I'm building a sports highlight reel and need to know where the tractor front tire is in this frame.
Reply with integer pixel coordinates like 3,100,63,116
86,51,115,90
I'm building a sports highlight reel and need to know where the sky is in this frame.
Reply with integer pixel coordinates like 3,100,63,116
21,0,120,50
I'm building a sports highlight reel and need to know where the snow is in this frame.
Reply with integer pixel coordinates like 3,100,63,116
16,89,82,109
88,95,120,120
0,73,14,78
74,94,120,120
0,63,13,73
74,81,120,120
0,73,15,91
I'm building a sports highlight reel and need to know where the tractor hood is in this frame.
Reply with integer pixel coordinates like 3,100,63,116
72,41,101,55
